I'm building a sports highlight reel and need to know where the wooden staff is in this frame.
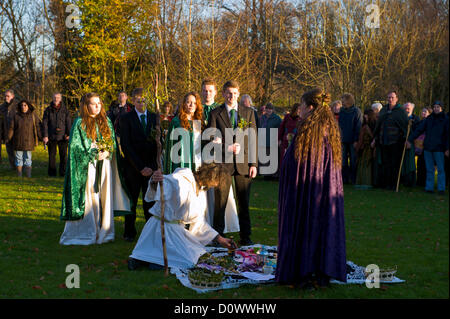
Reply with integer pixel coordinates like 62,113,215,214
396,119,413,192
154,73,169,276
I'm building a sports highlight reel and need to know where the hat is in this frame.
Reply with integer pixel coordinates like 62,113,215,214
265,103,274,109
433,101,443,107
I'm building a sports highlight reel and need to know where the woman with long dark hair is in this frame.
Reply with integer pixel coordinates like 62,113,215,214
276,88,347,288
60,93,131,245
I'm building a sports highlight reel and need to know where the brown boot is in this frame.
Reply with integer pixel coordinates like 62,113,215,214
17,166,23,177
24,166,32,178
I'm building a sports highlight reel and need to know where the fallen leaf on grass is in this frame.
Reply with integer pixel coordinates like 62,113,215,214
32,285,42,290
380,285,388,291
58,283,67,289
40,276,45,281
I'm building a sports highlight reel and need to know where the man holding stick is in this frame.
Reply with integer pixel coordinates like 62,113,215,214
371,91,408,190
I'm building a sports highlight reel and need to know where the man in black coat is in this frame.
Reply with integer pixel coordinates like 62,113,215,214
338,93,363,184
206,80,258,245
107,91,134,137
42,93,72,176
372,91,409,190
0,89,18,169
119,88,161,242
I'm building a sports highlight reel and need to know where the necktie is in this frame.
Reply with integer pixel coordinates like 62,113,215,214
140,114,147,133
230,109,236,129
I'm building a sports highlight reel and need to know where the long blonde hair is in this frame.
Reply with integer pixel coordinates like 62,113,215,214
294,88,341,167
79,92,111,141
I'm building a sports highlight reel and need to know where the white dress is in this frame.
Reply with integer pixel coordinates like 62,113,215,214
59,152,130,245
130,168,219,269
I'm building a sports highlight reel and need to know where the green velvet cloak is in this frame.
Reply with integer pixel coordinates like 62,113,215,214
163,116,198,174
60,117,132,220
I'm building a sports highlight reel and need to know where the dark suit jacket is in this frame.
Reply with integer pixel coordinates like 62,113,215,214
119,109,160,174
207,103,258,176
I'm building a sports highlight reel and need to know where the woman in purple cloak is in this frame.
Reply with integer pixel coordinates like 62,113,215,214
275,88,347,288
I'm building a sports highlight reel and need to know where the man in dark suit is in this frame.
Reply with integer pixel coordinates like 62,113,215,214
42,93,72,177
119,88,161,242
206,80,258,245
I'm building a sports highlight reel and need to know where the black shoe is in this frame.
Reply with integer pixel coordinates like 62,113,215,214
239,238,254,246
128,257,142,271
124,235,135,242
425,190,434,194
148,262,164,270
438,191,445,195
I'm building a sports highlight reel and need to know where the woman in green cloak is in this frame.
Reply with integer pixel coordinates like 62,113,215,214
60,93,131,245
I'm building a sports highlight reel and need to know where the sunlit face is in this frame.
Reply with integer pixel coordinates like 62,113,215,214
433,104,442,114
403,103,414,116
420,108,430,119
132,95,146,113
202,85,217,105
387,92,398,107
163,104,171,115
332,103,342,114
241,97,251,108
223,87,239,107
53,93,62,105
20,102,29,114
260,105,266,114
87,96,102,117
118,92,128,105
184,94,197,115
5,92,14,103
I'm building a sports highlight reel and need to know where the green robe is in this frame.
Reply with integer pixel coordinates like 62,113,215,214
163,116,200,174
61,117,132,220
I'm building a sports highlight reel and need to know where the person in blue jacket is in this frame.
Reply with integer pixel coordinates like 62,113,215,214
407,101,449,195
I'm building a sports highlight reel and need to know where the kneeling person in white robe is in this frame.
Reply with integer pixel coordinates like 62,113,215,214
129,163,234,269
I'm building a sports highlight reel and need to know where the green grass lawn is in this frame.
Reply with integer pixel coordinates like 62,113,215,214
0,145,448,299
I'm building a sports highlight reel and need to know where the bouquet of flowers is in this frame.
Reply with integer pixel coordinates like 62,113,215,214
91,136,114,193
97,137,114,156
237,118,252,130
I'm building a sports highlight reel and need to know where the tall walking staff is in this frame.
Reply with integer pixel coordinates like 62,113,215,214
396,119,413,192
154,74,169,276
